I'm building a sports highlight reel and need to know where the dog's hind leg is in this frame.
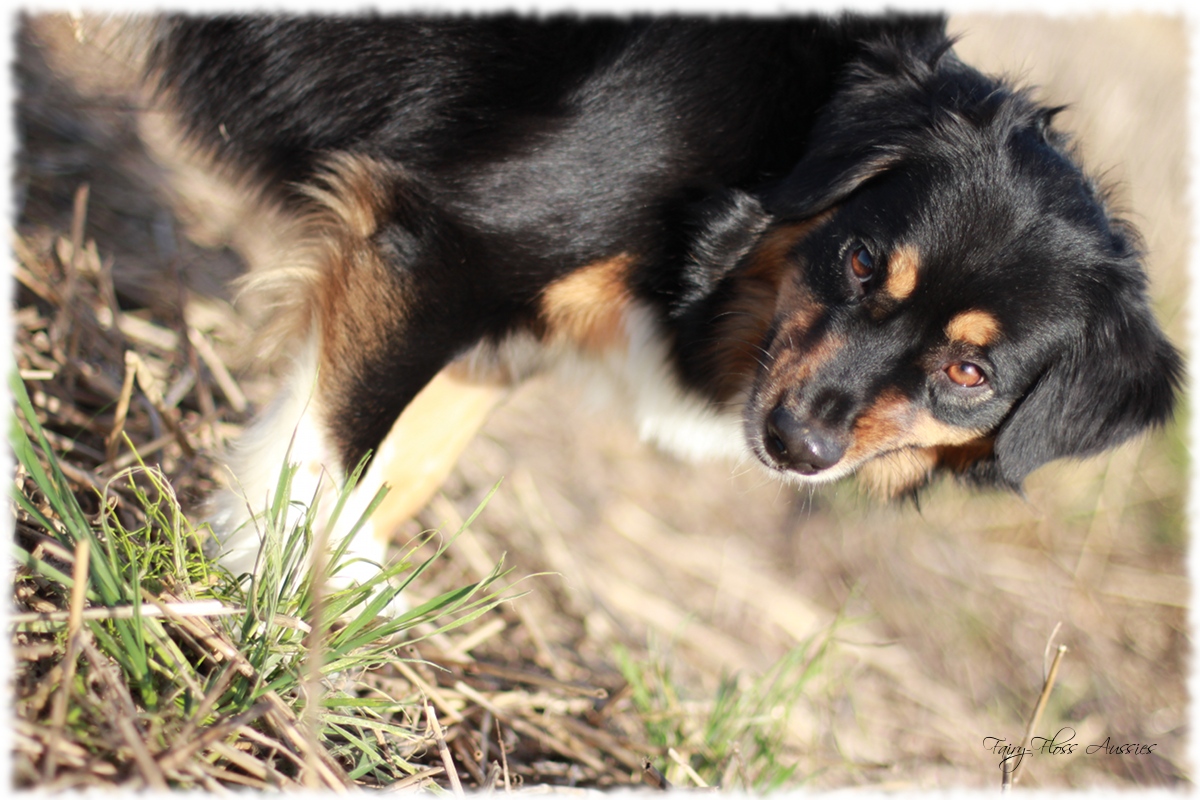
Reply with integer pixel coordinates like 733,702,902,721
209,154,512,610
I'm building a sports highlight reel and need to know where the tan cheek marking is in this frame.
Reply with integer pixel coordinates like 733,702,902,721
934,438,995,472
778,332,842,385
758,267,829,399
858,437,996,498
909,414,988,448
845,391,985,465
946,309,1002,347
884,244,920,301
857,450,940,498
758,331,844,411
706,212,836,400
772,264,824,328
745,210,837,280
707,277,784,401
844,392,910,464
540,254,633,352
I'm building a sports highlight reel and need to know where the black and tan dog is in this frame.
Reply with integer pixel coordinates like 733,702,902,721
131,14,1180,590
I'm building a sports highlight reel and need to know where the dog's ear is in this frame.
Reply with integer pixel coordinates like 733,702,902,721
762,34,951,219
666,189,773,315
765,150,903,221
765,31,1012,221
990,292,1182,488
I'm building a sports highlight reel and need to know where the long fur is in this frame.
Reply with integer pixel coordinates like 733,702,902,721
137,14,1181,582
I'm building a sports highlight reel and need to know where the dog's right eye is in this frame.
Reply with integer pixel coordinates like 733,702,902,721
846,245,875,295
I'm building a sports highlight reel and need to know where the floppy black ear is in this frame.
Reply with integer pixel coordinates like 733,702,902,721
761,31,950,220
672,188,772,313
764,150,904,221
991,297,1182,488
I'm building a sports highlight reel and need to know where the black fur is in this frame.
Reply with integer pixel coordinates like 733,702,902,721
148,14,1182,494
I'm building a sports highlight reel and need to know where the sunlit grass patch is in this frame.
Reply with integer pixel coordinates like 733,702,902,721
616,625,838,792
11,371,511,789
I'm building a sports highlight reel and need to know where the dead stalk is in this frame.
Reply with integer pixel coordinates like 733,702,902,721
426,702,465,797
1003,643,1068,791
105,351,138,462
43,538,90,782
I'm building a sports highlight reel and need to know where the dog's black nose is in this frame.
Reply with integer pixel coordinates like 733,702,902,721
763,405,846,474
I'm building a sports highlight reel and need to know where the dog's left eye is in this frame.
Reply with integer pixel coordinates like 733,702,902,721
846,245,876,295
945,361,988,388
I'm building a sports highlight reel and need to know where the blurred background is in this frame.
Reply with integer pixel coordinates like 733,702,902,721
15,13,1189,789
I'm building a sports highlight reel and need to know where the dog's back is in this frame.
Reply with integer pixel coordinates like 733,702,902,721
108,15,1180,596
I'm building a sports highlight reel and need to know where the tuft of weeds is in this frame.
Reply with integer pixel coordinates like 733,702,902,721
11,370,512,789
616,627,836,792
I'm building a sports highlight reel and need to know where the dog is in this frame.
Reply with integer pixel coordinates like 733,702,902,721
129,14,1181,594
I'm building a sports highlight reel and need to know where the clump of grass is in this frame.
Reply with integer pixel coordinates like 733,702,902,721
11,370,512,789
615,628,836,792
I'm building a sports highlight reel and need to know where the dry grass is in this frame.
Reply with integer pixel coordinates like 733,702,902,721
8,183,674,791
12,12,1190,792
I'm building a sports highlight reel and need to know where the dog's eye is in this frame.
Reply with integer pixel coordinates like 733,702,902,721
846,245,876,298
945,361,988,388
848,246,875,282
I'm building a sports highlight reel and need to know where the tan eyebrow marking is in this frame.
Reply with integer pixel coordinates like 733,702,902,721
885,245,920,300
945,309,1002,347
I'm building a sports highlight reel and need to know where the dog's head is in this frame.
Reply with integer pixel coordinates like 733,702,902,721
709,35,1182,496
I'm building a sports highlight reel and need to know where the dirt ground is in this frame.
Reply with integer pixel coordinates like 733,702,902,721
15,13,1190,790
